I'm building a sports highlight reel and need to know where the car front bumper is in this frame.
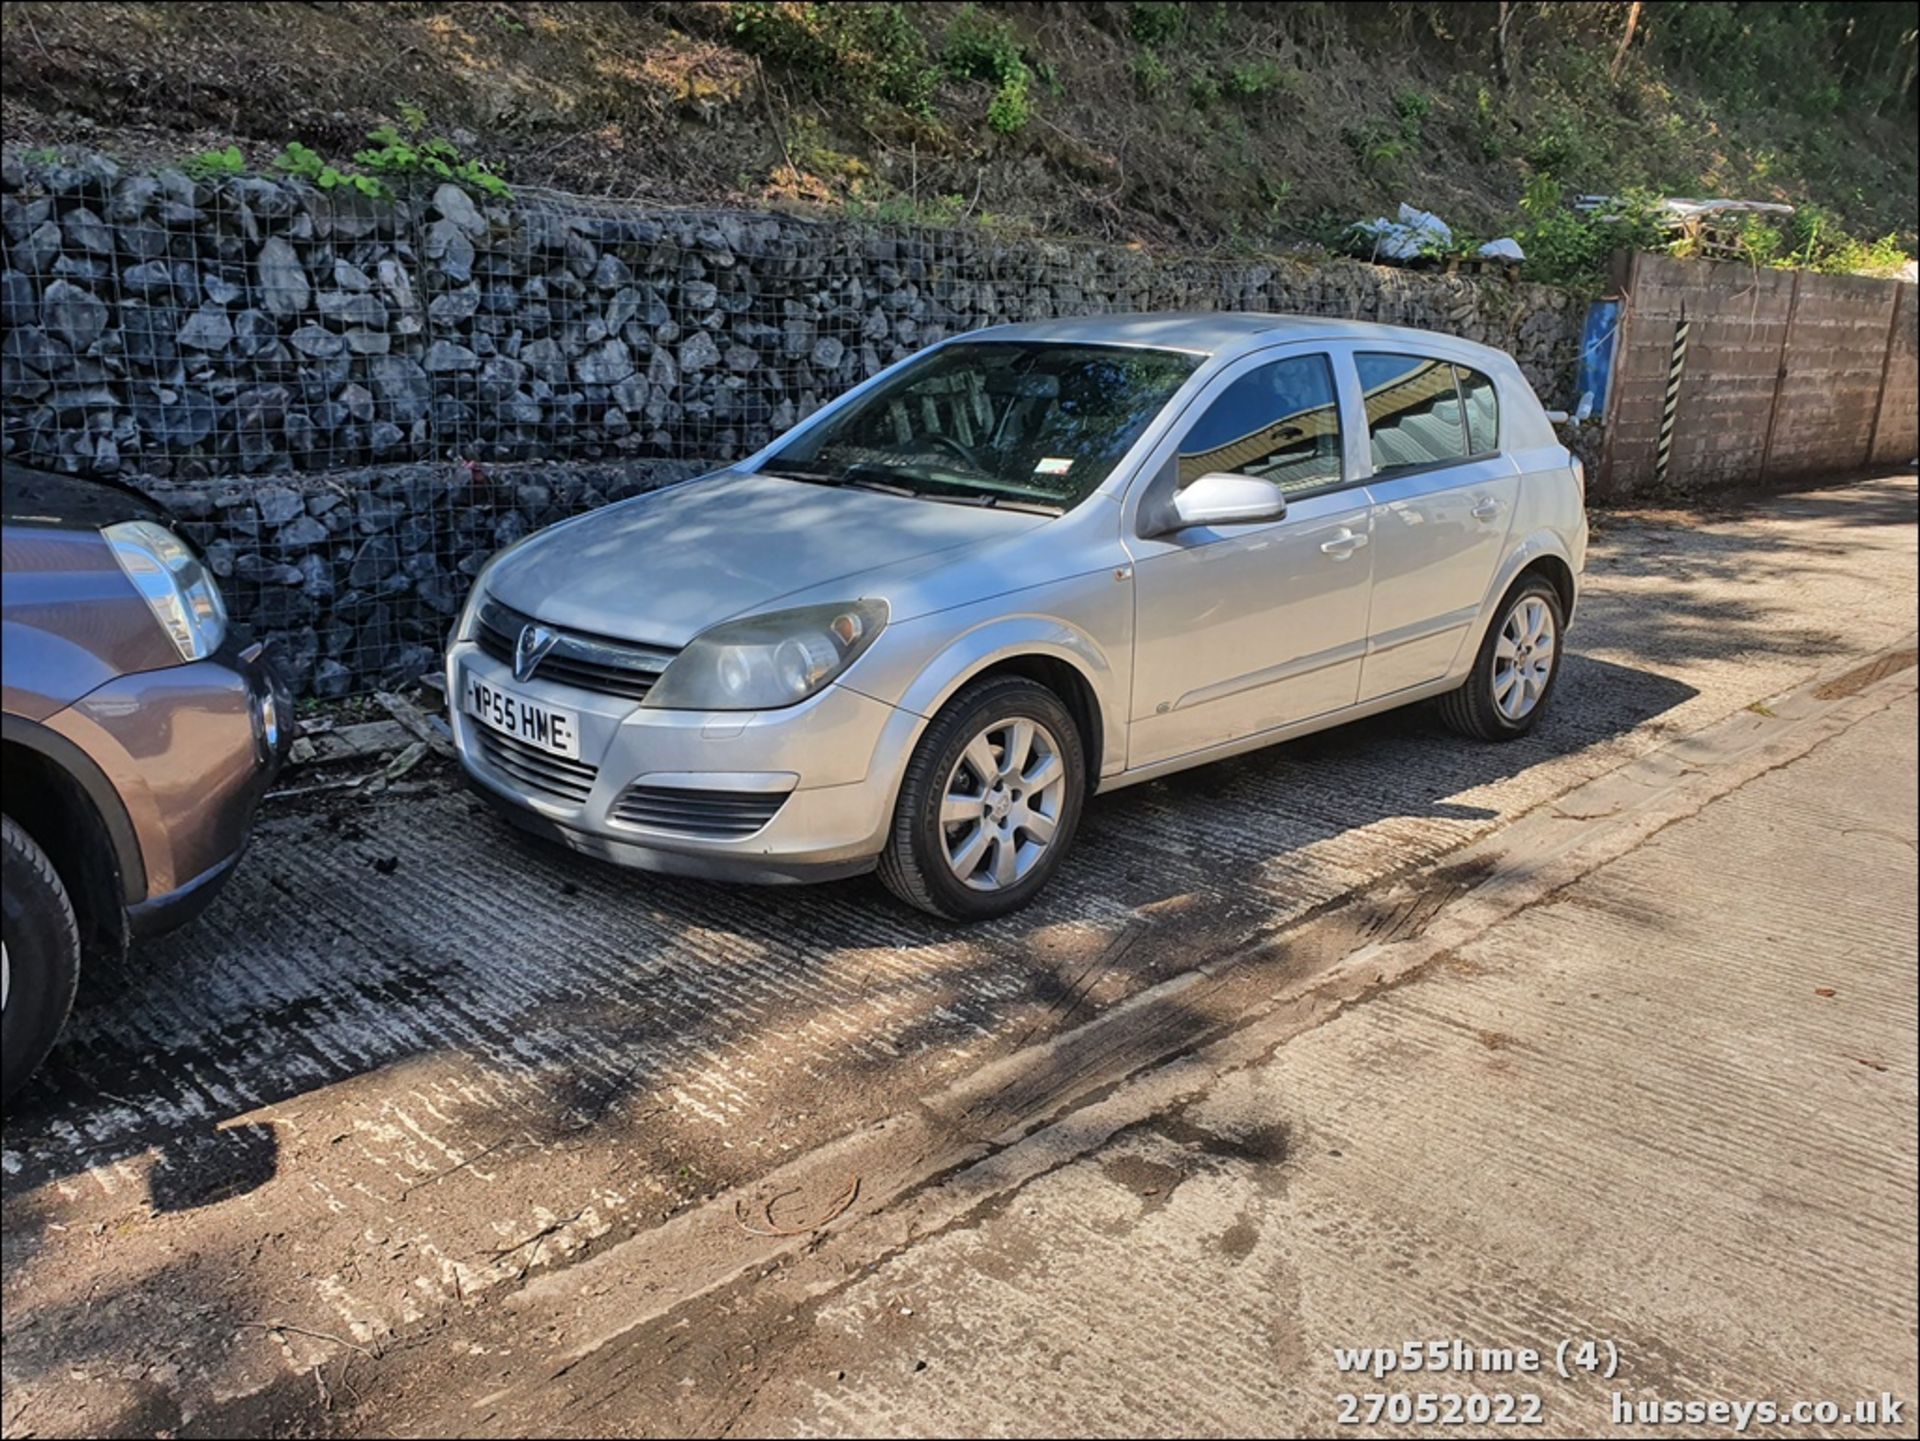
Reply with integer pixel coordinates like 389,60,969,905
446,640,921,884
48,637,292,935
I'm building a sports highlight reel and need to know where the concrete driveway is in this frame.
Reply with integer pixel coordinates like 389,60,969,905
0,473,1914,1437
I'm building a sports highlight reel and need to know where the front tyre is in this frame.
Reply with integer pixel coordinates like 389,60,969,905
2,815,82,1107
877,676,1087,922
1439,576,1566,741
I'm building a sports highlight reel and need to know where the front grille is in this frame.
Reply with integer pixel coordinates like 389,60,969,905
476,600,676,703
474,726,599,804
609,784,789,840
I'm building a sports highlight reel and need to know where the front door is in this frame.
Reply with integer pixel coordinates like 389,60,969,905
1126,350,1376,770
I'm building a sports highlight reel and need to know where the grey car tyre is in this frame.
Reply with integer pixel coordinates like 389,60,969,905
877,675,1087,922
2,815,81,1107
1438,575,1566,741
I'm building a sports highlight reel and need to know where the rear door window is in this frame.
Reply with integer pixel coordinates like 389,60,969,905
1176,353,1343,496
1355,352,1469,474
1455,364,1500,455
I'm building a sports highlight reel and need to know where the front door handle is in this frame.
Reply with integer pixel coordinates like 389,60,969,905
1320,529,1369,558
1471,497,1500,522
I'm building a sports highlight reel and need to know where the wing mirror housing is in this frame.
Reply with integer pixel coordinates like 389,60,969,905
1144,472,1288,536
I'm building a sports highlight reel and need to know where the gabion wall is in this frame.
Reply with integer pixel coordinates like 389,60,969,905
1,150,1586,695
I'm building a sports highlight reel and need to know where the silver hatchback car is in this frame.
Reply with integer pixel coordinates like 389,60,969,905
447,313,1586,920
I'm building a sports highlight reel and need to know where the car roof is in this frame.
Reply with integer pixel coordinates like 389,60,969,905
967,311,1514,365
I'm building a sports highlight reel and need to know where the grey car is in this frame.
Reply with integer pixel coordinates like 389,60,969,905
447,314,1586,920
2,463,290,1102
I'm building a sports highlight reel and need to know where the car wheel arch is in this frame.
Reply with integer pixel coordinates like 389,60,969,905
1460,532,1580,671
871,622,1117,793
1,722,136,964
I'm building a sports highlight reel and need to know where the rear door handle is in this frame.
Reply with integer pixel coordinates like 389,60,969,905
1320,529,1369,558
1471,497,1500,522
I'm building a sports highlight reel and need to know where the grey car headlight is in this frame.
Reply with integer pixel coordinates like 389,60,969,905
103,519,228,662
645,599,888,711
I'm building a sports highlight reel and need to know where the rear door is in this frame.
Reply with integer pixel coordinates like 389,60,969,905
1124,349,1375,769
1348,353,1520,701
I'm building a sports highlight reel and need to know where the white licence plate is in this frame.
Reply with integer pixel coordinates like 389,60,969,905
465,675,581,759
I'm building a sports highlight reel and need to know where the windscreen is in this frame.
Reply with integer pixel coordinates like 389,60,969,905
761,342,1202,511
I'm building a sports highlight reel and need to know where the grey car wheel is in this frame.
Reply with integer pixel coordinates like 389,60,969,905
878,675,1086,921
1438,576,1566,742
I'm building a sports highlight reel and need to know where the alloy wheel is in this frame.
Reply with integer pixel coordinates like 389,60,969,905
1493,595,1557,721
939,717,1068,890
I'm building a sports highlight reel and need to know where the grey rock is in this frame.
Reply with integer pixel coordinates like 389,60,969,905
0,270,35,330
369,356,431,422
203,273,243,305
339,382,375,422
428,286,481,323
289,324,346,357
678,330,720,372
122,260,174,298
313,659,353,698
370,420,406,452
433,182,487,237
42,279,110,350
61,206,113,256
176,304,235,351
592,253,631,291
232,309,280,358
316,289,387,328
522,337,567,384
255,484,304,526
296,552,334,598
107,175,160,223
344,328,389,355
149,388,217,446
426,218,475,282
682,279,718,311
256,236,311,316
333,258,373,292
810,335,846,370
724,342,758,374
575,338,634,385
278,514,331,549
424,339,479,372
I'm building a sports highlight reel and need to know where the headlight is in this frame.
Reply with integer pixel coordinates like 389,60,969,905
103,519,227,662
645,599,888,711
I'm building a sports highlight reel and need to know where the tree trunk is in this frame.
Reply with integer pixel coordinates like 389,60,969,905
1610,1,1644,86
1496,0,1516,91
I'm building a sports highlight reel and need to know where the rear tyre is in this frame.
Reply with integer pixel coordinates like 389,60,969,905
2,815,82,1107
1439,576,1566,741
877,676,1087,922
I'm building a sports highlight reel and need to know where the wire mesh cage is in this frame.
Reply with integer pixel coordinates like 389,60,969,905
0,153,1582,696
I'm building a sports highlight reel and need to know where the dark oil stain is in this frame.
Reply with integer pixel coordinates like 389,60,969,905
1217,1212,1260,1260
1098,1153,1187,1211
1155,1113,1293,1197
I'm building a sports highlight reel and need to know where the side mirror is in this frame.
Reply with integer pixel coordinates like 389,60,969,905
1152,472,1287,534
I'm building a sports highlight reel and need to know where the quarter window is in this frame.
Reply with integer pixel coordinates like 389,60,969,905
1177,354,1343,496
1356,352,1469,473
1456,364,1499,454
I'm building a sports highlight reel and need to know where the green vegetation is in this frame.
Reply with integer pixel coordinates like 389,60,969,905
353,105,512,199
945,5,1033,135
183,144,246,180
9,1,1907,286
728,2,937,115
1127,2,1184,49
